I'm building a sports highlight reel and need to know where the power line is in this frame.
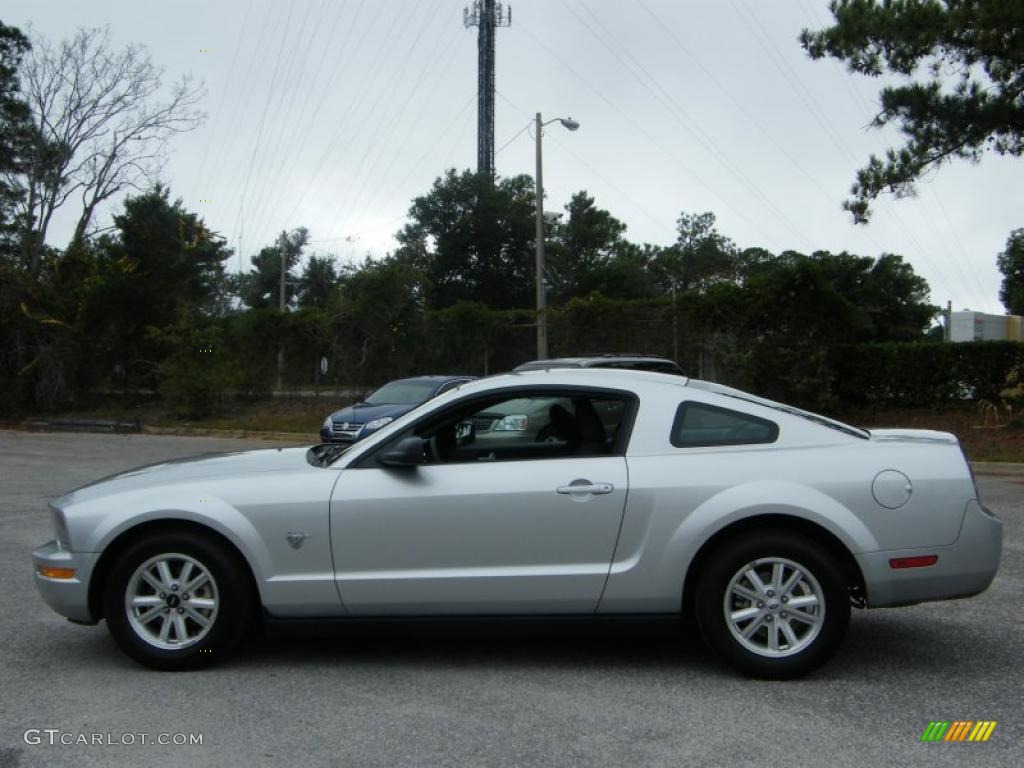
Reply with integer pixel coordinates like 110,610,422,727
233,1,299,251
243,0,336,238
495,120,531,155
273,1,419,240
333,23,472,239
515,18,786,251
325,3,462,242
730,0,961,301
317,0,449,243
564,0,813,250
309,93,476,251
496,89,676,239
188,0,255,204
204,2,282,225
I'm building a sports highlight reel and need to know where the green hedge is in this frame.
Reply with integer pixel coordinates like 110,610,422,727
828,341,1024,407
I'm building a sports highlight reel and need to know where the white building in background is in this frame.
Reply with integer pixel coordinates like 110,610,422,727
949,310,1024,342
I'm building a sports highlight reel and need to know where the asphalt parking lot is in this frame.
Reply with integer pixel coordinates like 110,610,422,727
0,431,1020,768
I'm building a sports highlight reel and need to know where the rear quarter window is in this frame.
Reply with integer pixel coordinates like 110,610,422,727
671,401,778,448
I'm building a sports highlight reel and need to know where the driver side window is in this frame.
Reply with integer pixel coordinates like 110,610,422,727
416,392,629,464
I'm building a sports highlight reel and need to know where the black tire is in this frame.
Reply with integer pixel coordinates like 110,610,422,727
103,530,252,670
694,530,850,679
535,426,562,443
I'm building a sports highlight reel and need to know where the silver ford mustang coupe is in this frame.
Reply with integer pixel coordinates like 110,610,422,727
32,369,1002,678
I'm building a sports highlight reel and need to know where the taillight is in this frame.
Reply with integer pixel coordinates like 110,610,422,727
889,555,938,569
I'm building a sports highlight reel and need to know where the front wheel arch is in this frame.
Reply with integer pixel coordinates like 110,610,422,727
680,514,867,618
88,519,261,622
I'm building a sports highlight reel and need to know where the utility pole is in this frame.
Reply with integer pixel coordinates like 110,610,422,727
276,230,287,391
535,112,547,359
533,114,579,360
464,0,511,176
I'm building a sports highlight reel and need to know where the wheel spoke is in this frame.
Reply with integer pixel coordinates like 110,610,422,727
173,614,189,644
767,620,779,650
158,615,172,642
184,606,211,628
732,584,760,602
731,606,761,623
788,608,819,626
188,597,215,611
140,569,163,594
131,595,163,608
156,560,174,589
183,572,209,593
787,594,819,610
742,617,764,639
178,561,194,588
745,568,767,594
779,619,800,648
780,569,802,597
137,607,164,625
771,561,783,591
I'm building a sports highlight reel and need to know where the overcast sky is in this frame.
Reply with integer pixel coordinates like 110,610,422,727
10,0,1020,313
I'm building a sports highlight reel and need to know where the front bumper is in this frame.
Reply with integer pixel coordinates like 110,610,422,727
32,540,100,623
857,499,1003,608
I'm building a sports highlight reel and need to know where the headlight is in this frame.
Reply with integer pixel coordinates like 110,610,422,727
51,506,71,550
494,414,528,431
322,416,333,434
363,416,395,431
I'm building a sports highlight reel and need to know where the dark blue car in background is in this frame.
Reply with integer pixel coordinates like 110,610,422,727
320,375,474,443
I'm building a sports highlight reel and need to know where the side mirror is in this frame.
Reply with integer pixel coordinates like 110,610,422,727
378,436,425,468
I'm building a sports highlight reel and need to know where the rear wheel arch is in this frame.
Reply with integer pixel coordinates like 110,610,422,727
681,514,867,617
88,519,262,622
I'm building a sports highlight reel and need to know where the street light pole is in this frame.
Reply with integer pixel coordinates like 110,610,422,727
533,113,579,360
534,112,547,359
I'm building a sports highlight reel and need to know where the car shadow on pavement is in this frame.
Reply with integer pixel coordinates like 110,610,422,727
238,618,722,675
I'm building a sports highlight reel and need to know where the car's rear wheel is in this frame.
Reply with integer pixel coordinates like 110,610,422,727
694,531,850,678
103,530,252,670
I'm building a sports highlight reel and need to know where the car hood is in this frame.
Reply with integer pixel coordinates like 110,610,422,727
327,402,418,423
55,446,313,507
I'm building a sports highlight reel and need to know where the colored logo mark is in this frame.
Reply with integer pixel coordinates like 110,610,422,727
920,721,997,742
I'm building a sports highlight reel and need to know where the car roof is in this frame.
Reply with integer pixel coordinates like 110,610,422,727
454,367,691,395
382,375,475,384
514,355,682,371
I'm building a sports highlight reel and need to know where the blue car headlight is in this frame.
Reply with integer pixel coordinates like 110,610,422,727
362,416,395,432
322,416,333,435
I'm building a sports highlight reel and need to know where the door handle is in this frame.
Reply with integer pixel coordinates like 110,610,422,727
557,481,614,495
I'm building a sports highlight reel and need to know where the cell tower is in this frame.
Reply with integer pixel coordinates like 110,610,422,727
464,0,511,177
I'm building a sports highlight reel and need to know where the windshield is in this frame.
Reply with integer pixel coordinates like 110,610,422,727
365,380,440,405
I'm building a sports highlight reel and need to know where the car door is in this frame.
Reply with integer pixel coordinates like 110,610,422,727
329,389,633,615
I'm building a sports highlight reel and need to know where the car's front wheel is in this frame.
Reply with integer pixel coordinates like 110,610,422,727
102,530,252,670
694,531,850,678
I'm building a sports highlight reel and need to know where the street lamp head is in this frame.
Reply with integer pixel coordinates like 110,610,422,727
560,117,580,131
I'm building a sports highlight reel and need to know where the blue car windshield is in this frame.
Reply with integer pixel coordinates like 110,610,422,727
365,380,439,405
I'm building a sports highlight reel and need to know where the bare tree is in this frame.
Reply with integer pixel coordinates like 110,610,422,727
18,26,204,273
